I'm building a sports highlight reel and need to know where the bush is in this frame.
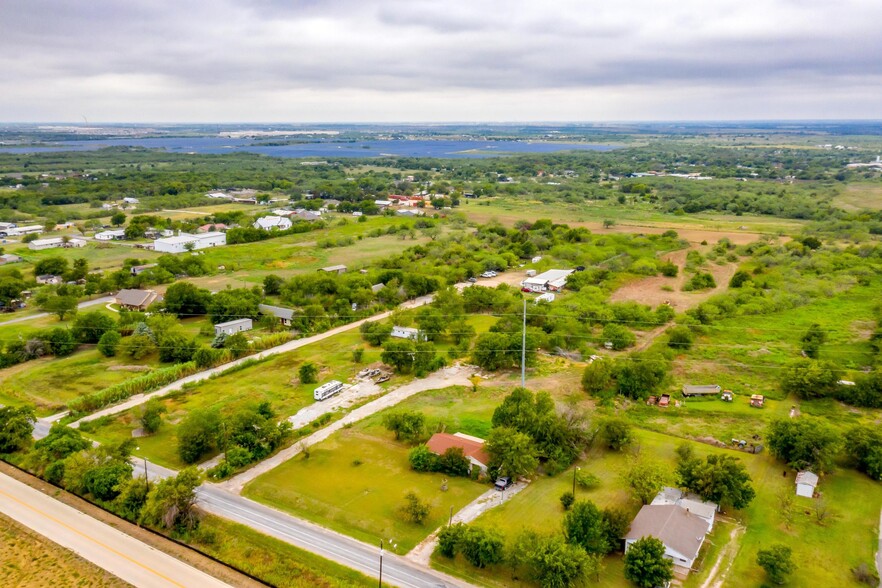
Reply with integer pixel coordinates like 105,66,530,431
409,445,439,472
659,261,678,277
298,362,318,384
576,470,601,490
560,491,575,511
400,491,430,525
97,330,121,357
69,362,198,414
598,418,633,451
757,544,795,585
667,325,694,350
602,323,636,350
683,272,716,291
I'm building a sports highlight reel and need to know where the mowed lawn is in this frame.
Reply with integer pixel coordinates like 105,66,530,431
0,349,152,415
433,428,882,588
243,426,488,553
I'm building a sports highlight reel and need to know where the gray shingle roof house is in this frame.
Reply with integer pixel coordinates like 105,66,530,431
625,504,711,573
651,487,718,530
115,289,159,311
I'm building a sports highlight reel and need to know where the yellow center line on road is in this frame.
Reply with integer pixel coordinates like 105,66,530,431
0,486,190,588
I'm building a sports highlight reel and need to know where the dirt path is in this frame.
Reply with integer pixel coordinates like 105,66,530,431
699,522,745,588
219,364,477,493
407,480,529,565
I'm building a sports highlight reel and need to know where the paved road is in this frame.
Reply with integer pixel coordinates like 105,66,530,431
0,472,233,588
139,461,469,588
0,296,114,327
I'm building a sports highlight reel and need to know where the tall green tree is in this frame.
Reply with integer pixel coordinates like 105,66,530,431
624,537,674,588
767,417,841,473
486,426,539,478
757,544,795,585
563,500,610,555
0,406,35,453
677,454,756,510
140,467,203,530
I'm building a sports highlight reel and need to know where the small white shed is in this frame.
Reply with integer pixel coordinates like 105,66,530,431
795,471,819,498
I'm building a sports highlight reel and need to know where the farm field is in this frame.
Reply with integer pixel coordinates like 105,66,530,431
833,182,882,211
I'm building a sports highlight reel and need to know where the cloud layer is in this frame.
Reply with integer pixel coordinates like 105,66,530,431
2,0,881,121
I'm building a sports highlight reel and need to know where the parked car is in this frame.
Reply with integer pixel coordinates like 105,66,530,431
494,476,513,491
467,277,477,283
521,287,531,292
375,374,391,384
480,271,494,278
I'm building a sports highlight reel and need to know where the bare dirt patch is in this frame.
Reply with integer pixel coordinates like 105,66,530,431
610,249,738,311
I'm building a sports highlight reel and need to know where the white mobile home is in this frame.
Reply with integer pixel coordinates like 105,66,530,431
521,269,574,293
253,216,293,231
0,225,43,237
214,318,253,336
153,231,226,253
314,380,344,401
95,229,126,241
391,326,425,341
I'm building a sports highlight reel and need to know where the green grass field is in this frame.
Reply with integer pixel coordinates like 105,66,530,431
243,424,488,553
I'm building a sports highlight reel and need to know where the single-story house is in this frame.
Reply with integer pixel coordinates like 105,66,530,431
207,192,233,200
214,318,253,336
253,216,292,231
36,274,63,285
624,504,711,574
29,237,66,251
535,293,555,303
425,433,490,472
153,231,226,254
521,269,574,293
65,238,87,248
651,487,718,531
0,253,22,265
259,303,295,327
795,471,819,498
115,288,159,311
374,200,393,208
318,265,347,274
197,223,227,233
391,326,425,341
95,229,127,241
682,385,722,397
123,197,139,204
293,210,322,222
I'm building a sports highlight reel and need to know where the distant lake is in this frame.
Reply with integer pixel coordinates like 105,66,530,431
0,137,617,158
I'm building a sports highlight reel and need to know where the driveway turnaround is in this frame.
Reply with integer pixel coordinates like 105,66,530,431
0,472,233,588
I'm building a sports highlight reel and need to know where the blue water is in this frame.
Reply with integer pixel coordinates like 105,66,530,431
0,137,616,158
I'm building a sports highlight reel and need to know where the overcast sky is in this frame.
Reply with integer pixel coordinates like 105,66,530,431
2,0,881,122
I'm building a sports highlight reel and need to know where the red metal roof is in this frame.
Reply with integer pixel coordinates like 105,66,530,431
425,433,490,467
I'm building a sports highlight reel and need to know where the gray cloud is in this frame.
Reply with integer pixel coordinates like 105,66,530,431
1,0,881,121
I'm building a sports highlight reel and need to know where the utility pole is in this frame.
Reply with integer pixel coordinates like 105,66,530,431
521,298,526,388
143,457,149,491
378,539,384,588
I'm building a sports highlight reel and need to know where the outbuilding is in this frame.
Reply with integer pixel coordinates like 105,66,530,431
391,326,425,341
795,471,819,498
214,318,253,336
95,229,126,241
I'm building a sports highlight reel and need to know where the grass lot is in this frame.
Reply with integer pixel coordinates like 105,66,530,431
0,315,215,416
0,511,128,588
462,196,806,236
666,281,880,402
432,427,882,587
6,239,162,273
243,424,488,553
188,515,374,588
833,182,882,211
